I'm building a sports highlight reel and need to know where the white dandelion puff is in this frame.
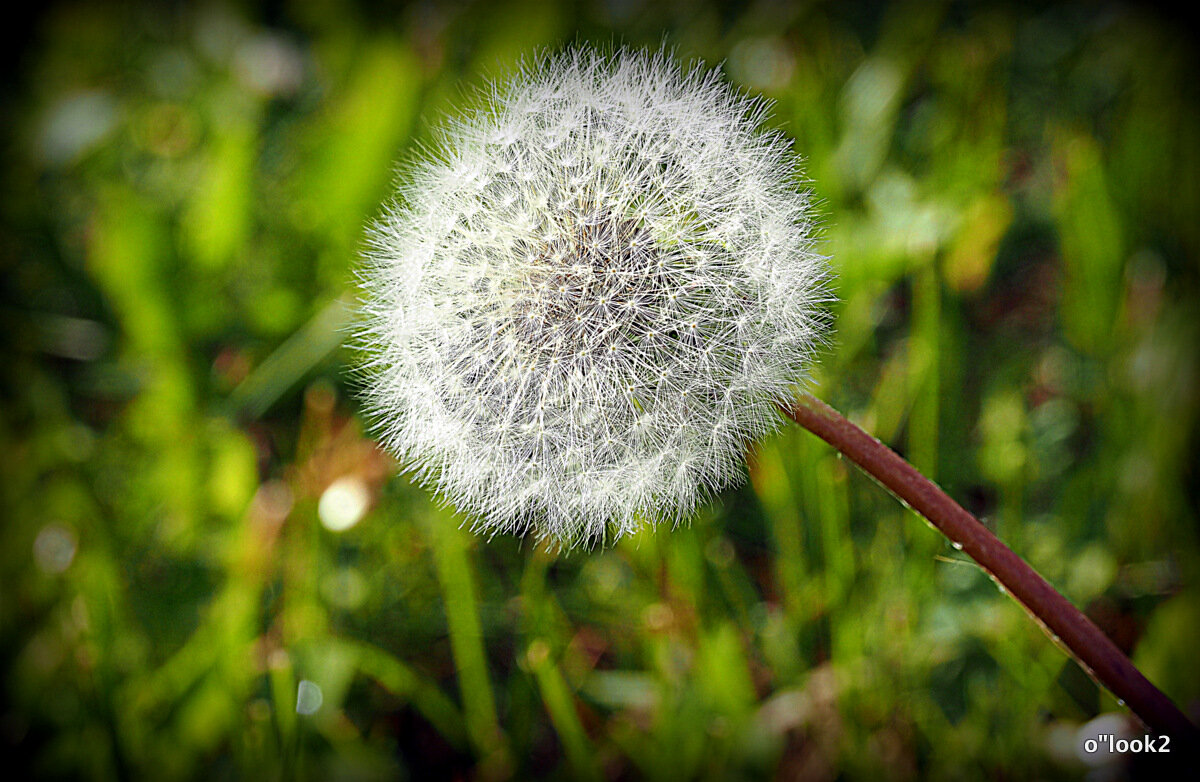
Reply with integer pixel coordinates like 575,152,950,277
357,46,829,547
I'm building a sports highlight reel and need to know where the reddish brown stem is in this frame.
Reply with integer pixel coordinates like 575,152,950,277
785,392,1197,741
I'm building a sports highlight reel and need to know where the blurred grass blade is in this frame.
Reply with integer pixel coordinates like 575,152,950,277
425,512,510,763
526,639,601,782
351,640,469,749
229,296,350,418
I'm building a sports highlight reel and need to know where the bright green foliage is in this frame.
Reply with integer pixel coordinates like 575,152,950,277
2,2,1198,780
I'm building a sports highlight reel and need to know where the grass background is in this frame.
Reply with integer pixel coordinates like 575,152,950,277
2,1,1199,779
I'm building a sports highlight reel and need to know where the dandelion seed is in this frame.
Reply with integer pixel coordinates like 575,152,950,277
357,46,828,546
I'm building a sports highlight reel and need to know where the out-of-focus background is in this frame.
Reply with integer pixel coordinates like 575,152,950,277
2,1,1198,778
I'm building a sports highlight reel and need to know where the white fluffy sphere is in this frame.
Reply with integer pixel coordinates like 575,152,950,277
358,47,827,546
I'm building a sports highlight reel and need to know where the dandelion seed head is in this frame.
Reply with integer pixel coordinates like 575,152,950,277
358,46,828,547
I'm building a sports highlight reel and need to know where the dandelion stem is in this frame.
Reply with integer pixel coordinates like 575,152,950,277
784,391,1198,741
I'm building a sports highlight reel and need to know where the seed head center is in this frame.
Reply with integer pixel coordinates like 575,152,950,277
513,208,665,363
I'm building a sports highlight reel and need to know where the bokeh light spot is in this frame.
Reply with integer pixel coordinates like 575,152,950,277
33,524,77,574
318,476,370,532
295,680,323,715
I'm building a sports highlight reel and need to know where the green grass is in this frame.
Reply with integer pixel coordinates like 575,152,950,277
2,1,1199,779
